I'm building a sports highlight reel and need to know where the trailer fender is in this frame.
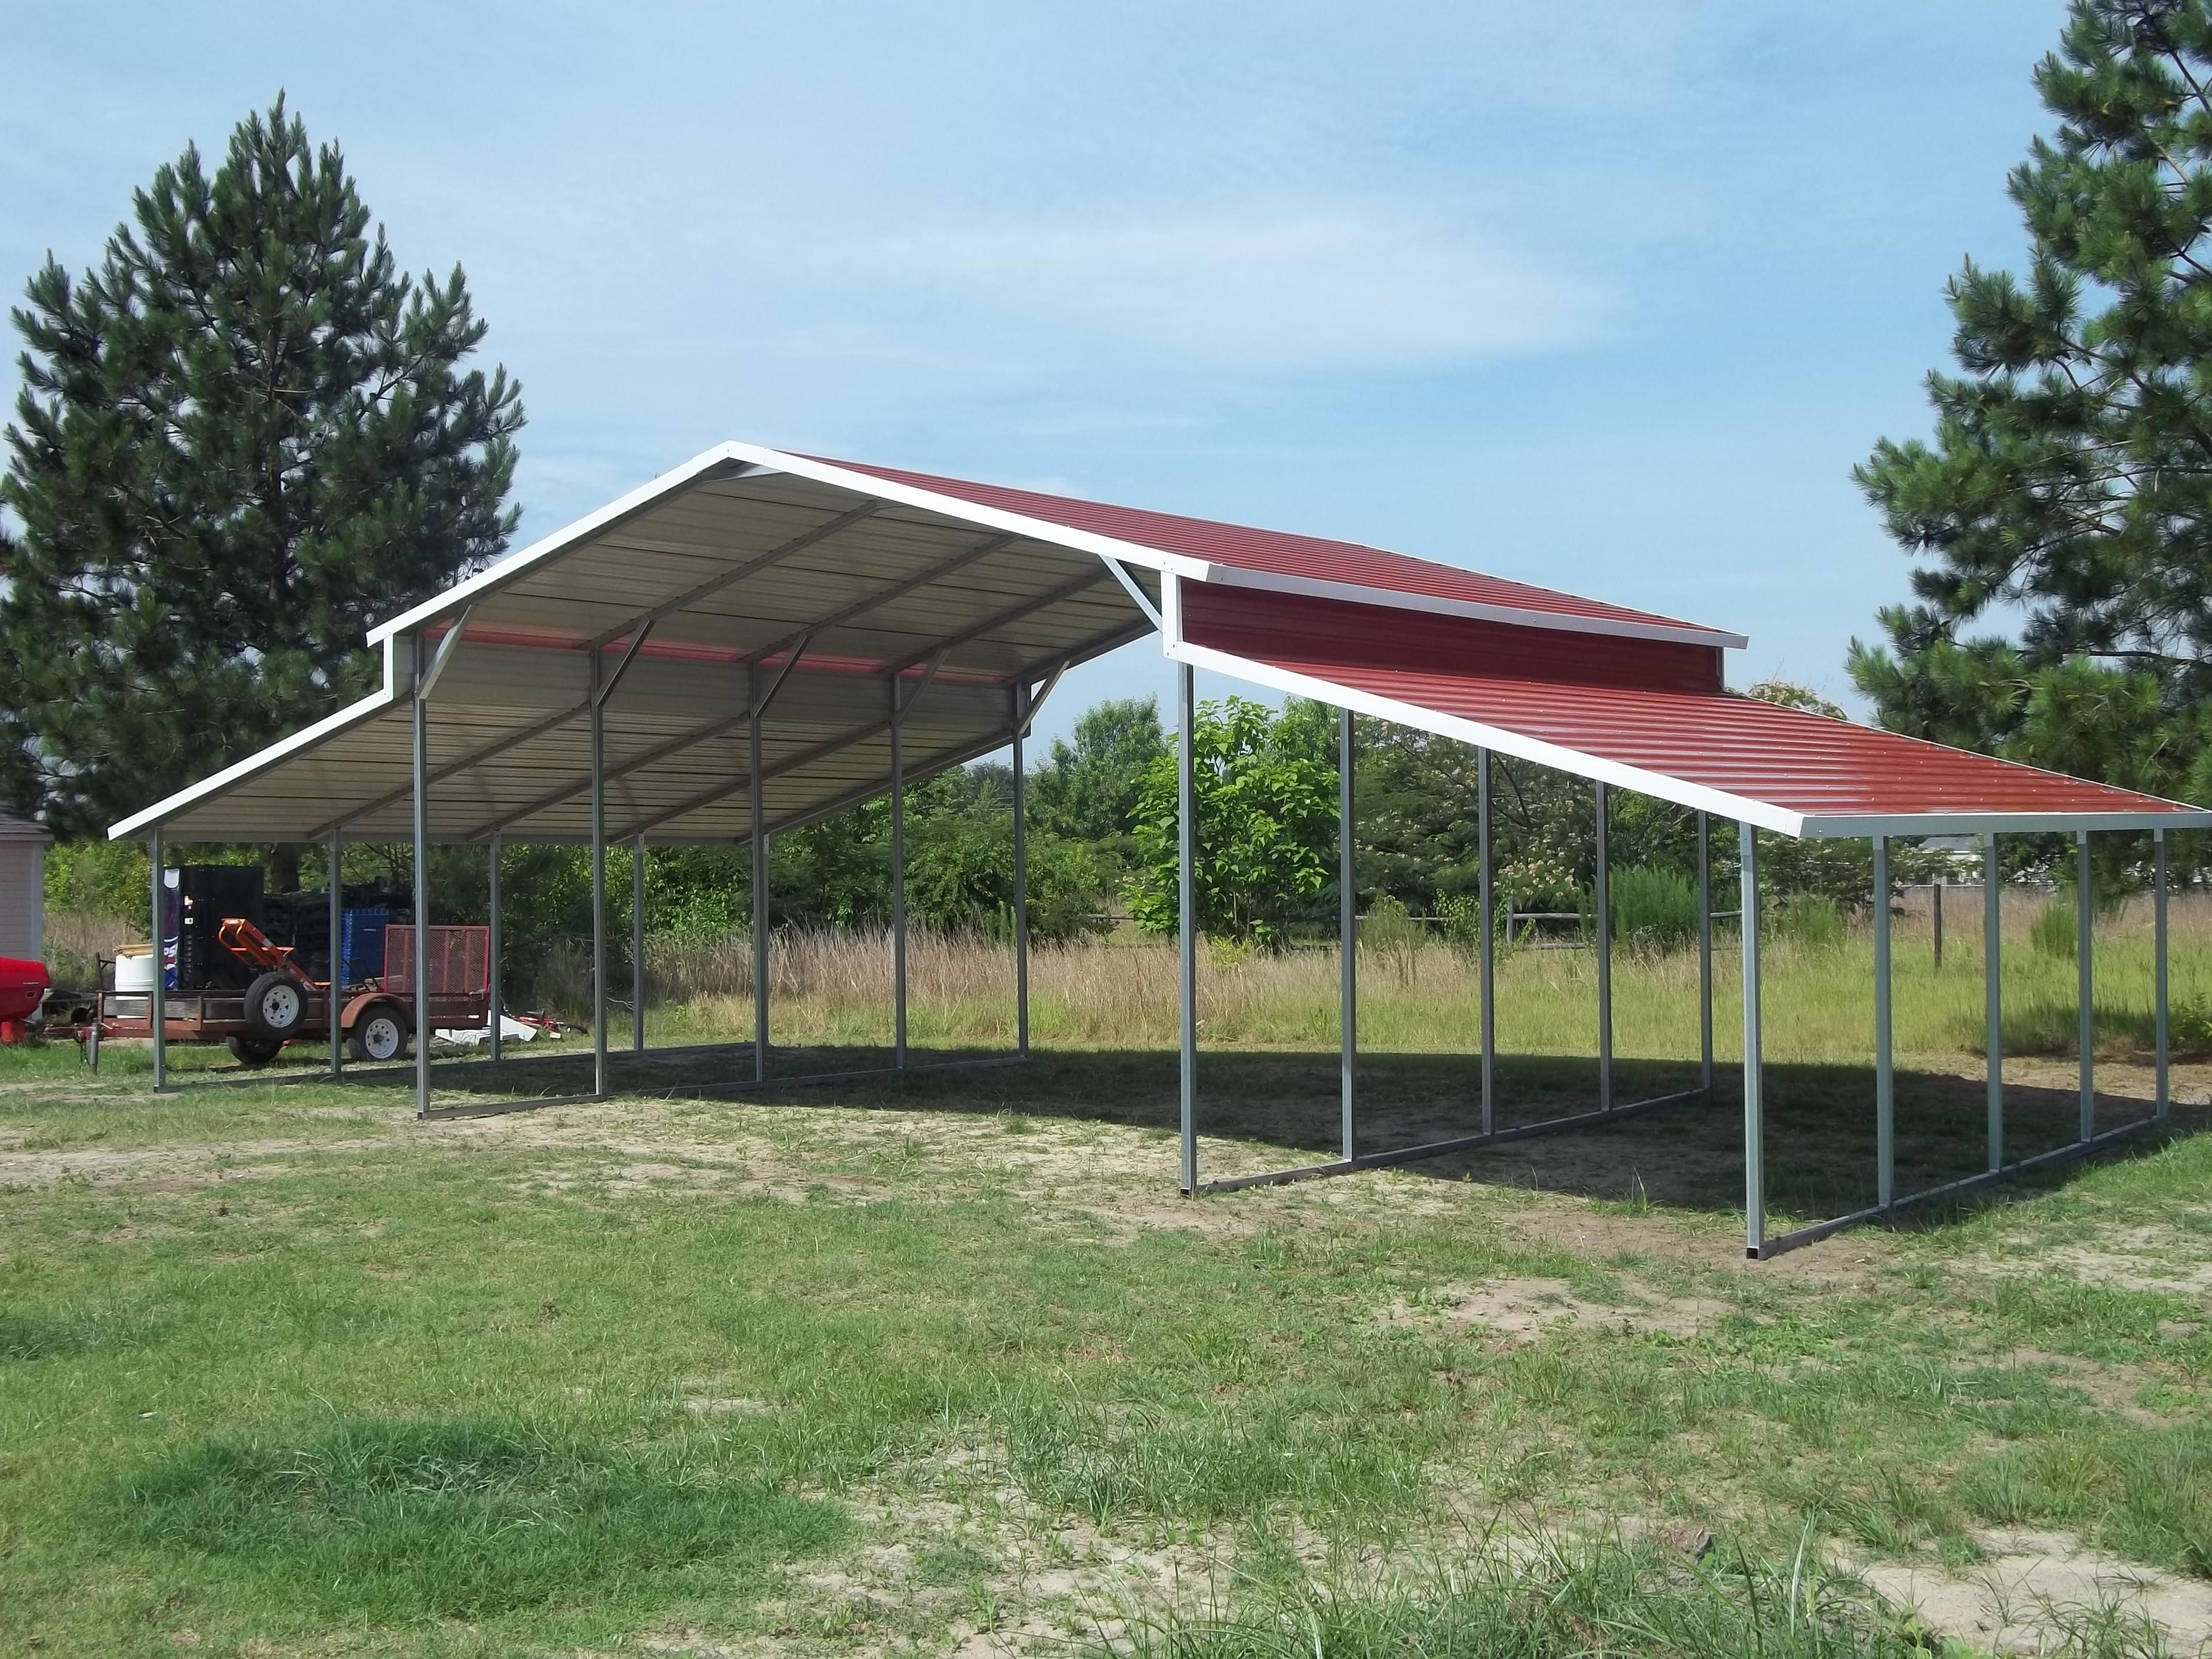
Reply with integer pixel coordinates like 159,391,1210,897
340,991,411,1032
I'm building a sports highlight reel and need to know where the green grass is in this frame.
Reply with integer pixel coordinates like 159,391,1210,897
1094,1538,1963,1659
4,930,2211,1652
113,1416,846,1620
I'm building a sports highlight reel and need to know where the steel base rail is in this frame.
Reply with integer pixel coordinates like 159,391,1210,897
1752,1113,2162,1260
419,1051,1032,1119
1190,1083,1709,1196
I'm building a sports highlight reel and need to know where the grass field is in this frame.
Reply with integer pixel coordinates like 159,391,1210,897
4,906,2210,1655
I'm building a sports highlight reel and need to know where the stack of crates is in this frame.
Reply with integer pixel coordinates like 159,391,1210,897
339,908,391,990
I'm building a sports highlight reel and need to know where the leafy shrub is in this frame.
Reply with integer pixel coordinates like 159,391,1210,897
2031,897,2078,959
1607,865,1699,952
1775,894,1844,949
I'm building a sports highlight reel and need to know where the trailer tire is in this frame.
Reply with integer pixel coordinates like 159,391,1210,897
348,1002,410,1064
227,1033,282,1067
244,971,308,1041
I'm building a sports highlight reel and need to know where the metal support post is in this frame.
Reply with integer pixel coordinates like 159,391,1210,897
1178,662,1198,1194
749,668,768,1085
1596,781,1613,1112
1697,811,1713,1089
1984,832,2002,1172
1012,683,1029,1058
328,832,343,1076
2155,828,2170,1122
891,682,907,1070
1874,836,1893,1209
590,653,608,1099
149,828,165,1092
487,836,502,1065
632,836,647,1053
2077,831,2094,1143
412,634,432,1118
1933,881,1944,969
1478,748,1495,1135
1740,821,1765,1257
1339,706,1356,1163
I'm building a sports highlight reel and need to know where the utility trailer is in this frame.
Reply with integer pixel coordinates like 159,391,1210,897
89,921,491,1066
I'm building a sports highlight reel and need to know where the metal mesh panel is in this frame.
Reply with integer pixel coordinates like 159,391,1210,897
382,925,490,996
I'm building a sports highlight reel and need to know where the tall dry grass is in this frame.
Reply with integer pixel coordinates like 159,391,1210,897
40,910,135,990
590,889,2212,1065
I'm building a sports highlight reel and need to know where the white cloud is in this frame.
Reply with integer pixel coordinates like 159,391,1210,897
832,208,1614,372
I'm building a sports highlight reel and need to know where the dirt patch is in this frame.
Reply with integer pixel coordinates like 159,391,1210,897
1858,1529,2212,1654
1979,1221,2212,1300
1382,1274,1733,1343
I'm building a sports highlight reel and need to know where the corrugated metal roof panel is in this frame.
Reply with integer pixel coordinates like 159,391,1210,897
1179,583,2208,836
798,451,1737,644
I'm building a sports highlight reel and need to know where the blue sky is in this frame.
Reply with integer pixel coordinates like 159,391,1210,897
1,1,2067,748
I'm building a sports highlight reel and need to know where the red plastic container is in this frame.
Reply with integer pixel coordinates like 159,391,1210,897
0,955,49,1039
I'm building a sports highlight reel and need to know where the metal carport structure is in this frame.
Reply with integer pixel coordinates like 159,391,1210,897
113,442,2212,1256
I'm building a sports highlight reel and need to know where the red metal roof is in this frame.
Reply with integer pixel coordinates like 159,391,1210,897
1179,583,2206,836
802,452,1738,645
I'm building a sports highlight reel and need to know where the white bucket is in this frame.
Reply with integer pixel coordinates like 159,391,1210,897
113,945,156,993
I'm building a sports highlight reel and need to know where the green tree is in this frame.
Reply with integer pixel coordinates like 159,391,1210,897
0,96,524,844
1029,695,1164,860
1852,1,2212,808
1128,696,1335,945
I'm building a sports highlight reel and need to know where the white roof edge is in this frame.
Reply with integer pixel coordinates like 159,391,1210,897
1192,565,1749,649
722,444,1212,579
1169,638,1808,837
367,443,760,645
108,662,403,840
1801,809,2212,840
368,441,1747,655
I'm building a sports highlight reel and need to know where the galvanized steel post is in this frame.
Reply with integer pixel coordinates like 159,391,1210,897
2077,831,2094,1143
487,836,502,1066
1178,662,1198,1194
1595,781,1613,1112
1339,707,1356,1161
1873,836,1893,1209
632,836,646,1054
149,828,165,1093
749,666,767,1085
1478,748,1495,1136
328,831,343,1077
891,679,907,1070
590,648,608,1100
1983,831,2002,1172
1739,820,1765,1257
1012,682,1029,1058
1697,812,1713,1090
2155,828,2170,1122
412,634,432,1118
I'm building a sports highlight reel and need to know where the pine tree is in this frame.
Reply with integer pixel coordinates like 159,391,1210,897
0,96,522,838
1853,1,2212,805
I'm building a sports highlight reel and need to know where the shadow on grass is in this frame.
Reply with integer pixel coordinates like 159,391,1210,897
200,1032,2212,1236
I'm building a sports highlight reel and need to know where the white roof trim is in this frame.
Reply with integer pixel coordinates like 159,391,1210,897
369,444,759,646
108,639,404,840
1801,809,2212,839
1168,637,1810,837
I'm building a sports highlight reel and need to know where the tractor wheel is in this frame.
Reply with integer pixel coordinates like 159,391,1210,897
244,971,308,1042
347,1002,410,1064
226,1033,282,1067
